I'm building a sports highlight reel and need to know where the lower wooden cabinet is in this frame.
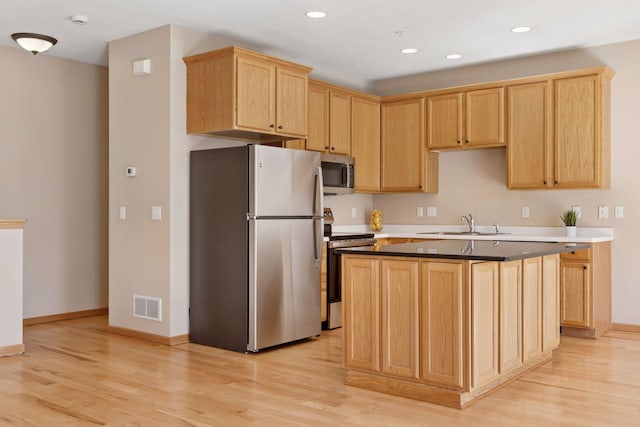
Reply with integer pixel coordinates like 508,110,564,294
342,254,561,408
560,242,611,337
343,256,380,372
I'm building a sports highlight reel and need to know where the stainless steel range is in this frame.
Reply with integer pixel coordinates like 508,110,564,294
323,224,376,329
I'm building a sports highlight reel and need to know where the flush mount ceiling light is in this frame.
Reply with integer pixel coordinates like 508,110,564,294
305,11,326,18
11,32,57,55
401,48,418,54
446,53,463,59
511,26,531,33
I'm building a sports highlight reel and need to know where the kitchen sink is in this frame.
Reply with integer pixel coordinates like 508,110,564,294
418,231,510,236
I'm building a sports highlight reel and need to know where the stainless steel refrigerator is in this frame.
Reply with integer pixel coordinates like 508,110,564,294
190,145,324,352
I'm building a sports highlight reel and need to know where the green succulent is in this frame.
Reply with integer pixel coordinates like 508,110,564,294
560,209,578,226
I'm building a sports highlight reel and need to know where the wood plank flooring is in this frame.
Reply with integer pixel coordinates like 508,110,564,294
1,316,639,426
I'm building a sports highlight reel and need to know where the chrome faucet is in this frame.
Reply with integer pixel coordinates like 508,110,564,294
460,214,475,233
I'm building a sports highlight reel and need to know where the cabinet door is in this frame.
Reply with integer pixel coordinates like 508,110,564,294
351,96,381,192
499,260,522,374
381,98,425,191
542,254,560,351
420,261,463,388
381,259,419,379
465,87,505,147
471,262,499,389
554,75,600,187
560,261,592,328
276,67,308,137
306,84,329,152
522,257,542,362
329,90,351,155
343,256,380,372
506,82,550,189
236,56,275,132
427,93,463,149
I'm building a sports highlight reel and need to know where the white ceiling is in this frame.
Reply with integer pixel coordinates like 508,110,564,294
2,0,640,87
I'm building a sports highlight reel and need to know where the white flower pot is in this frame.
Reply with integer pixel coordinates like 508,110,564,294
565,226,577,237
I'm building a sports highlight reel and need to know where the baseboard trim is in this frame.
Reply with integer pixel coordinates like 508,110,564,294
23,308,109,326
0,344,25,357
106,325,189,347
612,323,640,333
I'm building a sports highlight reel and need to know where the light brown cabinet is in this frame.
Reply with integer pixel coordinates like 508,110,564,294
184,46,310,141
351,95,381,192
560,242,611,338
427,87,505,150
343,256,380,372
381,97,439,192
507,68,613,189
343,254,560,408
306,81,351,155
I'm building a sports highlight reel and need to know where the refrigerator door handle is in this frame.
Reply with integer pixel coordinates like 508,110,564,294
313,166,324,217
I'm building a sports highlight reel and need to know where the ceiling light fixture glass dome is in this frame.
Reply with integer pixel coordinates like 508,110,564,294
11,32,57,55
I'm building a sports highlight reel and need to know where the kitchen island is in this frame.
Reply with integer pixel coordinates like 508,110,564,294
337,240,589,408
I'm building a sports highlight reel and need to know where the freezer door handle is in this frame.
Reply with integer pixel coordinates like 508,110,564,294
313,166,324,218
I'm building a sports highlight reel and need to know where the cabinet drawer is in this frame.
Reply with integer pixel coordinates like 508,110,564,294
560,247,592,261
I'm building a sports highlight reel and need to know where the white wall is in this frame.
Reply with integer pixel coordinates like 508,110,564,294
0,45,108,319
369,39,640,325
109,25,244,337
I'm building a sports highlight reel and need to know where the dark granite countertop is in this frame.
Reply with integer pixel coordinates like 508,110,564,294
336,240,591,261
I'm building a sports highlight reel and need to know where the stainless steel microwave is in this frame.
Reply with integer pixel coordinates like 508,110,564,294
321,153,355,195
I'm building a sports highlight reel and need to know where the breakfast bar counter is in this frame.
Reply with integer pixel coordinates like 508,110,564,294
337,240,585,408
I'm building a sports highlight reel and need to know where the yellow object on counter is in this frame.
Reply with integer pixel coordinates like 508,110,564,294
370,209,383,231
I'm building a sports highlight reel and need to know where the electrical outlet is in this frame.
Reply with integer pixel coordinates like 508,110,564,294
521,206,530,218
598,205,609,220
571,206,581,219
427,207,437,217
119,206,126,220
417,207,424,217
351,207,357,218
615,205,624,219
152,206,162,220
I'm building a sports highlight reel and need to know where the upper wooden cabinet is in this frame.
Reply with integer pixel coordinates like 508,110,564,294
351,95,381,192
427,87,505,150
306,80,351,155
381,97,439,192
184,46,311,142
506,68,613,189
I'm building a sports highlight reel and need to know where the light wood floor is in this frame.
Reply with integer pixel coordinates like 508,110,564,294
1,316,640,426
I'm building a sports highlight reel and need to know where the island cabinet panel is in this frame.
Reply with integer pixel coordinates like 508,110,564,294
522,257,543,363
381,259,420,379
542,254,561,351
498,261,523,374
343,256,381,372
420,261,464,389
470,262,500,389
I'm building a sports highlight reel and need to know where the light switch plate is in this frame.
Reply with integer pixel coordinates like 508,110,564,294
417,207,424,217
119,206,126,220
571,206,582,219
615,205,624,219
152,206,162,220
427,207,437,217
598,205,609,220
521,206,530,218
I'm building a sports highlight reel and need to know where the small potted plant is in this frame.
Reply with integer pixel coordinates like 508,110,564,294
561,209,578,237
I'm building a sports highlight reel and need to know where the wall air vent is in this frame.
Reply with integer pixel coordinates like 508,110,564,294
133,294,162,321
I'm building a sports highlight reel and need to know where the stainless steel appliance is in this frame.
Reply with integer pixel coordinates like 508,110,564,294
324,225,376,329
190,145,324,352
321,153,355,195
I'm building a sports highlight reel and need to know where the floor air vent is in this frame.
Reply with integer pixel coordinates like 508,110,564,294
133,295,162,321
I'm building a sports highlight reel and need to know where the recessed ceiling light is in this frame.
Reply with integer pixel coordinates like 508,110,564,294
511,26,531,33
401,48,418,54
446,54,462,59
305,11,326,18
